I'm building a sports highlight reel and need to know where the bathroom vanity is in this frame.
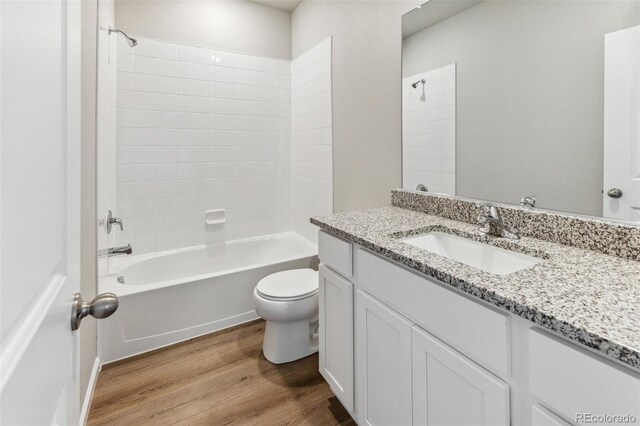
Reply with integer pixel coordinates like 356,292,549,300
314,191,640,426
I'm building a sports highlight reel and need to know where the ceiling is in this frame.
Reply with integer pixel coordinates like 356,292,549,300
249,0,303,12
402,0,483,38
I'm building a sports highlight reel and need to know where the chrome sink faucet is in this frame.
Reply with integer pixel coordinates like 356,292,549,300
477,203,520,240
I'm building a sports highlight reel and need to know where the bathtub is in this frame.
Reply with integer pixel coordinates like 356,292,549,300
99,232,318,363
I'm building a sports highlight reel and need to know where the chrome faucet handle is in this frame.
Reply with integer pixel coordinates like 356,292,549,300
520,196,537,208
110,216,124,231
476,203,520,240
106,210,124,233
480,203,500,219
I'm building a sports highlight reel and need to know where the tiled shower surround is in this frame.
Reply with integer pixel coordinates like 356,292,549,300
114,37,331,254
97,0,116,277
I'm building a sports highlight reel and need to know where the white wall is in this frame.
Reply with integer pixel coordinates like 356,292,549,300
114,37,292,254
402,1,640,216
292,0,415,212
114,0,291,60
291,38,333,244
402,64,456,195
80,0,98,416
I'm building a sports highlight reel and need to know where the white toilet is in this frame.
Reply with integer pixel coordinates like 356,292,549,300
253,268,319,364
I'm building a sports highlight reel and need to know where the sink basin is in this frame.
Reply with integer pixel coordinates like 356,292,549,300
400,231,542,276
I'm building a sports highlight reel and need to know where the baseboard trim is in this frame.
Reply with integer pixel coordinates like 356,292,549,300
80,356,101,426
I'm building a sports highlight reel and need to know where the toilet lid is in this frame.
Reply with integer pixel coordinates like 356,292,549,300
257,269,319,300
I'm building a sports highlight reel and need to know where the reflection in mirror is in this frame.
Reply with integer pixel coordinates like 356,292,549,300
401,0,640,222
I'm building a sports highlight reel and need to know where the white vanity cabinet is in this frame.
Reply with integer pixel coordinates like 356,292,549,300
318,231,355,413
319,264,354,413
412,326,510,426
356,290,413,425
317,231,640,426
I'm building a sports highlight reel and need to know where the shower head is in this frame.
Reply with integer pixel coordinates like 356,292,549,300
108,26,137,47
411,79,426,89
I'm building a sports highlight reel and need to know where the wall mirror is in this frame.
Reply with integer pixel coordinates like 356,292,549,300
402,0,640,222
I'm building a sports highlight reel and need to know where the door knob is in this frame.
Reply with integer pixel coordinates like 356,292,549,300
607,188,623,198
71,292,119,331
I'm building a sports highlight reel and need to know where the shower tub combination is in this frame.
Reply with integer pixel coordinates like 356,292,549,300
100,232,318,363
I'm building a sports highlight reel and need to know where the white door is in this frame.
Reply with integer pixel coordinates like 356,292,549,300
319,264,354,413
356,290,412,426
0,0,82,424
412,326,510,426
603,24,640,221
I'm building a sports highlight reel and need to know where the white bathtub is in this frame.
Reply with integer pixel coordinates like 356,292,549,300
99,232,318,363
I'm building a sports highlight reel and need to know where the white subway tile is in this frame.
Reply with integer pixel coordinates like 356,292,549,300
134,73,157,93
116,53,135,72
178,61,198,79
232,53,250,70
212,50,233,67
157,76,178,94
135,56,157,75
178,44,198,62
157,59,178,77
215,66,233,83
135,39,157,57
135,92,157,110
117,71,135,91
157,41,178,60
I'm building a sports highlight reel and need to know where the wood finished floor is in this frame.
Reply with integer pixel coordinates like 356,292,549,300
88,320,355,426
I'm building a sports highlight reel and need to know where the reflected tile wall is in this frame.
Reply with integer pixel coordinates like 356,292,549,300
402,63,456,195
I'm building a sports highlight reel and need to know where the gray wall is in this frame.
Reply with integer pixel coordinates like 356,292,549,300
403,1,640,216
292,0,415,212
115,0,292,59
80,0,98,414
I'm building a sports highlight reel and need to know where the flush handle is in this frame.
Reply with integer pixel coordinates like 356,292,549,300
607,188,623,199
71,292,119,331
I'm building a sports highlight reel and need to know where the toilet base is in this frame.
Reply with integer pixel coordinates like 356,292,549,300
262,317,319,364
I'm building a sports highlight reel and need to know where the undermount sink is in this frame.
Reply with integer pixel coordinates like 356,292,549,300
400,231,542,276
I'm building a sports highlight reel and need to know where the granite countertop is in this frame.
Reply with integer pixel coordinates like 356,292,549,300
311,206,640,370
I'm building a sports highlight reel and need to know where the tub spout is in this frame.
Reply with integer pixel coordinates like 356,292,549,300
99,244,133,257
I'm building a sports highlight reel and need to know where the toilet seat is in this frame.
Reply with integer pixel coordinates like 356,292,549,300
256,269,319,301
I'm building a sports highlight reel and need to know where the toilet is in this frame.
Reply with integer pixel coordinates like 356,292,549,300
253,268,319,364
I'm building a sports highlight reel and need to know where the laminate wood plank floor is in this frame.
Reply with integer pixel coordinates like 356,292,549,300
88,320,355,426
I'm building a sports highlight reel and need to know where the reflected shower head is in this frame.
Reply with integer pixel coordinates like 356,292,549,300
411,79,426,88
109,27,137,47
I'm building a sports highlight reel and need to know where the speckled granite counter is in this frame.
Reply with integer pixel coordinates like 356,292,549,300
311,206,640,370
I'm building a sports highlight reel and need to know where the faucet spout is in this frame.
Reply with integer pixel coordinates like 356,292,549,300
98,244,133,258
477,203,520,240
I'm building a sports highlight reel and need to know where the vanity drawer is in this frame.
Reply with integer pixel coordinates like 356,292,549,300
318,231,353,279
529,329,640,424
357,249,510,376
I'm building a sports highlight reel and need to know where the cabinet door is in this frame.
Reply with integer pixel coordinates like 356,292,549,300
319,264,354,412
531,404,572,426
412,326,510,426
356,290,413,426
